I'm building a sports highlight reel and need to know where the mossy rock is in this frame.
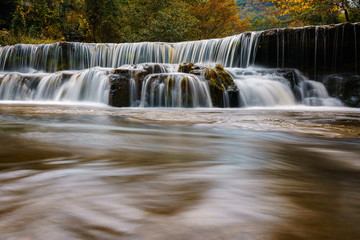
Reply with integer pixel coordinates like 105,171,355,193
178,63,239,107
166,76,175,90
178,62,194,73
142,63,163,74
204,64,239,107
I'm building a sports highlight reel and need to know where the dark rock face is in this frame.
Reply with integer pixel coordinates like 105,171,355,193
253,23,360,107
255,23,360,80
324,74,360,107
108,71,131,107
108,69,147,107
108,63,174,107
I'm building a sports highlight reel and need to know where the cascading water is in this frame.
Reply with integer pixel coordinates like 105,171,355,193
0,32,262,72
226,68,296,107
0,43,62,72
0,68,110,104
116,63,178,106
299,80,342,106
173,32,262,68
225,68,342,107
0,22,357,108
139,73,212,108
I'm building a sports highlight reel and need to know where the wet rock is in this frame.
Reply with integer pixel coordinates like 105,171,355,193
178,63,239,107
324,74,360,107
178,62,194,73
109,63,173,107
205,64,239,107
108,75,129,107
115,63,172,75
109,69,141,107
255,23,360,80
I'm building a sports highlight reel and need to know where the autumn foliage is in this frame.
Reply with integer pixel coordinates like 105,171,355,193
190,0,250,39
261,0,360,24
0,0,250,44
0,0,359,45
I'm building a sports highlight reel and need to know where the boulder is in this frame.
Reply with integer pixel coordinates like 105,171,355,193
178,63,240,107
324,74,360,107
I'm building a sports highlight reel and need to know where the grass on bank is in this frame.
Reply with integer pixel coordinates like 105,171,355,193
0,30,62,46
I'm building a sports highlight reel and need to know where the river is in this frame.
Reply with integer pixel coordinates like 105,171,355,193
0,103,359,239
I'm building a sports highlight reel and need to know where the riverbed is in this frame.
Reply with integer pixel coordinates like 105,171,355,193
0,103,360,239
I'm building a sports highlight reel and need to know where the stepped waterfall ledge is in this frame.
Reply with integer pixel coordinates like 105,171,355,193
0,23,359,108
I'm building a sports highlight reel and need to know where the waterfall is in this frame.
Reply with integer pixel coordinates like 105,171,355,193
0,32,262,72
314,27,318,80
0,68,110,103
139,73,212,108
1,23,358,76
226,68,296,107
255,23,359,80
226,68,342,107
299,80,342,106
355,25,358,74
0,43,62,72
0,23,357,108
116,63,177,106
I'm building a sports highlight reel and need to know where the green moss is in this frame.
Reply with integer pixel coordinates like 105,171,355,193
166,76,175,101
55,61,70,72
180,77,187,91
134,70,147,81
178,62,194,73
215,64,224,71
180,77,193,107
204,64,238,107
205,69,224,91
166,76,175,89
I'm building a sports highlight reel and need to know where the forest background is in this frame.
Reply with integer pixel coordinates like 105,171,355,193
0,0,359,45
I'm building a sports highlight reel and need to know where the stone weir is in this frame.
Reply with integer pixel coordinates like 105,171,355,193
0,23,359,107
0,22,358,78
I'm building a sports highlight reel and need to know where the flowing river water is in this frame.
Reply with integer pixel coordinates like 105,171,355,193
0,23,359,239
0,103,359,240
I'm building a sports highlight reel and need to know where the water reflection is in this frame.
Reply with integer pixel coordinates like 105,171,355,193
267,142,360,240
0,105,360,239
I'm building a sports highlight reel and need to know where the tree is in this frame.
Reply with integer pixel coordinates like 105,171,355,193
120,0,198,42
261,0,360,25
189,0,250,39
5,0,253,44
58,0,91,41
11,0,63,38
84,0,121,42
237,0,288,30
0,0,17,29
